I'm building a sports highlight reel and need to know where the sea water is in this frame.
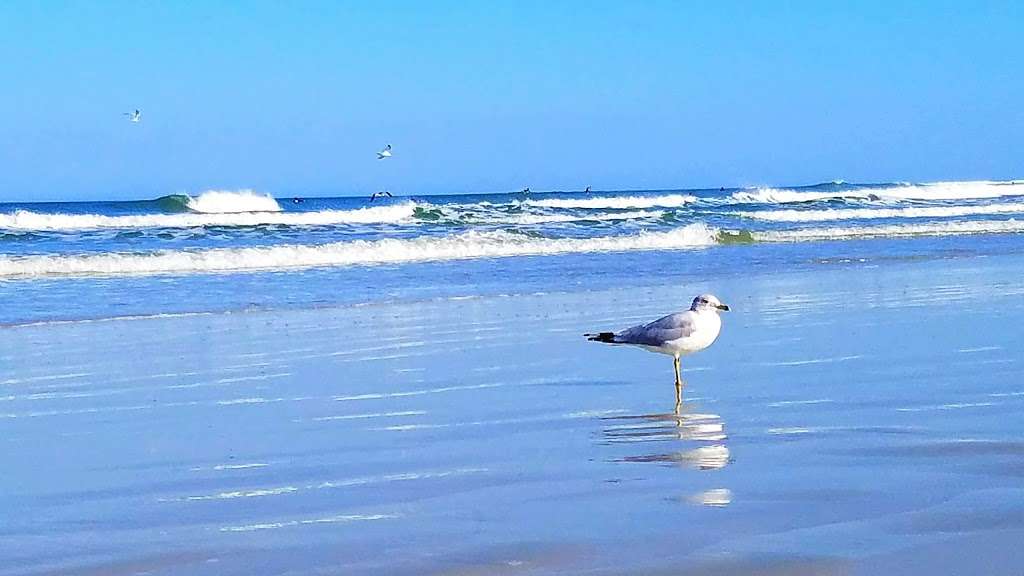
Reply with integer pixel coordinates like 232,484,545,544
2,180,1023,325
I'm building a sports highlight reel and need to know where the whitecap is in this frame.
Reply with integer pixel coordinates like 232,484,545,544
738,203,1024,222
731,180,1024,204
0,224,719,278
185,189,282,213
0,203,418,231
524,194,697,209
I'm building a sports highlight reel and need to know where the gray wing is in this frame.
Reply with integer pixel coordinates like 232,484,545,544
615,311,697,347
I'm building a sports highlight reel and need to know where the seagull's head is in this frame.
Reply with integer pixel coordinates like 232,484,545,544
691,294,730,313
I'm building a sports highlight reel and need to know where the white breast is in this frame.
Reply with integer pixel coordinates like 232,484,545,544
664,311,721,356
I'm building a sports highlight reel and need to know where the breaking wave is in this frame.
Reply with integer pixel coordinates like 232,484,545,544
730,188,875,204
524,194,697,209
0,203,419,231
756,219,1024,242
179,189,282,213
731,181,1024,204
507,209,667,225
2,216,1024,278
737,202,1024,222
0,224,720,278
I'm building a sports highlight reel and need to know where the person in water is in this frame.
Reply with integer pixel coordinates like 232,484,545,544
292,197,304,204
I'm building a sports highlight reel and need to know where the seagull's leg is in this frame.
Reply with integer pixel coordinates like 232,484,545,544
673,356,683,406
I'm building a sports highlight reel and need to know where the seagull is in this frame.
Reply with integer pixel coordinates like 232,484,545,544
521,187,531,195
377,144,392,160
370,190,393,201
123,109,141,123
585,294,730,404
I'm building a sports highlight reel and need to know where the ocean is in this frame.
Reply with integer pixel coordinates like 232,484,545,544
4,180,1024,574
2,179,1023,325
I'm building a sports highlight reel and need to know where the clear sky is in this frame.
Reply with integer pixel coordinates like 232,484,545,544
0,1,1020,201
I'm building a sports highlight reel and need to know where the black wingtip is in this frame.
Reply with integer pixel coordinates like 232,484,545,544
585,332,616,343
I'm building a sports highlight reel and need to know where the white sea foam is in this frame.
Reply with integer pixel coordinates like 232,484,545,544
3,311,216,329
311,410,427,422
524,194,697,209
0,224,719,278
755,219,1024,242
0,203,418,231
508,209,666,224
186,486,299,500
738,202,1024,222
220,513,397,533
731,181,1024,204
185,189,282,213
731,188,871,204
4,216,1022,279
896,402,998,412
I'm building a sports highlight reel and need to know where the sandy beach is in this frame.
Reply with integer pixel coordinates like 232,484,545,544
3,249,1023,575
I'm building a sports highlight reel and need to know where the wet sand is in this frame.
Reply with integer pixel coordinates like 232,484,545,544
3,253,1024,575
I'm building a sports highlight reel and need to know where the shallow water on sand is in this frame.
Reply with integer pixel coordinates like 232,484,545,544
3,253,1024,575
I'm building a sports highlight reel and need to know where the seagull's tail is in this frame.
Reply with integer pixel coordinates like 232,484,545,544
585,332,617,343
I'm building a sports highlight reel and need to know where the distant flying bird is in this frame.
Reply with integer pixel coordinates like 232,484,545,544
585,186,592,193
377,144,392,160
521,187,531,195
586,294,730,404
370,191,393,201
123,109,141,123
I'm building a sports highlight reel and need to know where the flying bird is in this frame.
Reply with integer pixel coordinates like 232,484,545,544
123,109,141,123
370,191,393,201
377,144,392,160
586,294,730,404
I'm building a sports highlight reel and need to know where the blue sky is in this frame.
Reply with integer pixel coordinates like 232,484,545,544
0,1,1020,201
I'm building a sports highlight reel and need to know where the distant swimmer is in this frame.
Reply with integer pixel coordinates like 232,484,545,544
292,197,304,204
123,109,141,123
370,191,393,201
377,144,392,160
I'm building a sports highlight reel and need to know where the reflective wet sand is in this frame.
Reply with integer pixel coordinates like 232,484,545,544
3,253,1024,575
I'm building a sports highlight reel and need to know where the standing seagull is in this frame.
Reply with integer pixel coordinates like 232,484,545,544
377,144,392,160
123,109,141,123
585,294,730,404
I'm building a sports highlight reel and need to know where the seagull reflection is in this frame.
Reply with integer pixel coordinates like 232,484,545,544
688,488,733,507
603,402,732,471
602,406,726,444
619,444,731,470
